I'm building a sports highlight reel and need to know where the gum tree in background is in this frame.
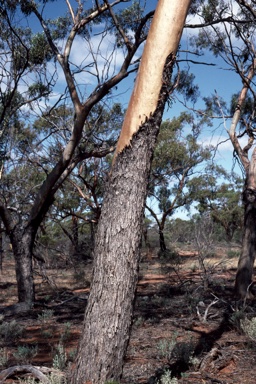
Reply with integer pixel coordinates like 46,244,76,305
71,0,192,383
146,113,212,254
189,166,243,242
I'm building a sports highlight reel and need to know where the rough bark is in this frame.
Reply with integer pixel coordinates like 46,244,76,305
159,229,167,253
235,200,256,298
235,149,256,298
71,88,169,384
72,215,79,253
235,148,256,298
10,226,35,304
0,227,3,271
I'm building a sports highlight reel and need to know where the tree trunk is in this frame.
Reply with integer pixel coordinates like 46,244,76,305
71,1,191,382
235,147,256,298
71,91,167,384
10,225,35,304
0,226,3,271
235,192,256,298
72,215,79,253
142,222,152,259
159,229,167,253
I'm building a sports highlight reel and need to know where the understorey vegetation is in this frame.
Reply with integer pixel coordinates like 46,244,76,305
1,0,256,383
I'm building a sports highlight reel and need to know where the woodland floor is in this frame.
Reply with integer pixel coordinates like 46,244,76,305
1,245,256,383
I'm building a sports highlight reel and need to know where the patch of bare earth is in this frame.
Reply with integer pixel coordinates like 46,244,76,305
1,247,256,383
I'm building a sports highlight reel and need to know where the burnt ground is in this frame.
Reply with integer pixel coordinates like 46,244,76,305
1,246,256,383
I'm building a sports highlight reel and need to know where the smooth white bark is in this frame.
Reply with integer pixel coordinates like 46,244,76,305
115,0,192,155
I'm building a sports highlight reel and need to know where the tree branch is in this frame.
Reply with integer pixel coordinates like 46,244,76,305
103,0,133,51
0,206,14,234
73,0,128,31
228,58,256,171
185,16,253,29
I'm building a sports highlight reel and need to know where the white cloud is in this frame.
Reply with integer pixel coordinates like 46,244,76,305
60,31,127,86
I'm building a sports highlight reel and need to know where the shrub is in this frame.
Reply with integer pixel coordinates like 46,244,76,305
0,320,23,344
13,344,38,363
157,370,178,384
241,317,256,341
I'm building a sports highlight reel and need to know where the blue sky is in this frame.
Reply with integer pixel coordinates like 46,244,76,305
23,1,246,169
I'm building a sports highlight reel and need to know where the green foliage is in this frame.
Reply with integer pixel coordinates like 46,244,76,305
27,82,50,98
157,337,177,360
0,320,24,344
38,309,55,322
147,114,212,239
60,322,72,343
157,370,178,384
48,14,72,40
105,381,120,384
226,249,240,259
188,167,243,241
176,71,199,103
115,2,148,47
201,0,226,23
13,344,38,363
241,317,256,341
52,342,67,370
0,347,8,368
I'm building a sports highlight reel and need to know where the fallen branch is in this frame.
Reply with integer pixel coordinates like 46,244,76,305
196,295,219,323
0,365,65,383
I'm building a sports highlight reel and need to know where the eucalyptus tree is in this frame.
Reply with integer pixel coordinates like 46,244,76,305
71,1,192,382
146,113,212,254
0,0,155,305
188,166,244,242
42,103,123,258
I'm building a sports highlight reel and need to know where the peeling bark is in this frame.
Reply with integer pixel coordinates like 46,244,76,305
115,0,190,155
71,0,192,381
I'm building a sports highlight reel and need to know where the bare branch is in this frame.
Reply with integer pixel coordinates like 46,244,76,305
74,0,128,31
103,0,133,51
185,16,253,29
66,0,75,23
0,365,65,384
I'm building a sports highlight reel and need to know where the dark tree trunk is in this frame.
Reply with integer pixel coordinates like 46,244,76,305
10,226,35,304
159,229,167,253
71,95,168,384
0,226,3,271
72,215,79,253
235,191,256,298
143,222,152,259
89,221,95,249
